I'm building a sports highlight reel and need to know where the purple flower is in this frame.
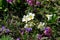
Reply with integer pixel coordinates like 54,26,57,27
26,0,35,6
44,30,50,36
44,27,52,36
26,0,40,6
2,26,5,31
5,29,10,33
45,27,52,32
37,34,42,40
6,0,13,3
25,28,32,32
36,1,40,6
20,29,24,35
16,38,20,40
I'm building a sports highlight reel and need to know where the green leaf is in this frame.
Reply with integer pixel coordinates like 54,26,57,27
0,35,14,40
17,0,20,3
0,0,2,6
56,37,60,40
0,0,2,9
0,7,2,9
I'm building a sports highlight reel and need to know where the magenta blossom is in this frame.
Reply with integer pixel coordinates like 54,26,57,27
44,27,52,37
36,1,40,6
26,0,40,6
20,29,24,35
16,38,20,40
6,0,13,3
26,0,35,6
37,34,42,40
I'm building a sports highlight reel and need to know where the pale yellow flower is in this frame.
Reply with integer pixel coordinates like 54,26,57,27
28,13,35,20
46,14,52,20
37,22,45,30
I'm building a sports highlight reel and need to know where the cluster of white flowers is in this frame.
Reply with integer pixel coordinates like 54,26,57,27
22,13,35,23
24,22,34,28
37,22,45,30
46,14,52,21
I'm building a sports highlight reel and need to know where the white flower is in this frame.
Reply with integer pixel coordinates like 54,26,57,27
37,22,45,30
46,14,52,20
28,13,35,20
24,22,33,28
22,13,35,23
22,15,29,23
24,24,29,28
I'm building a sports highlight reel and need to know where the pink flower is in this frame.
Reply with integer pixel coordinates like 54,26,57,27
16,38,20,40
26,0,35,6
44,27,52,37
36,1,40,6
6,0,13,3
26,0,40,6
